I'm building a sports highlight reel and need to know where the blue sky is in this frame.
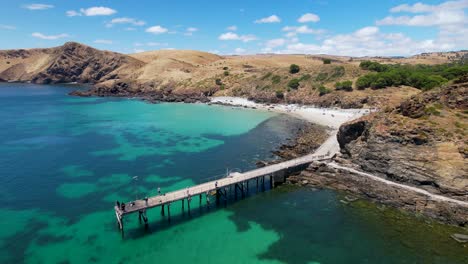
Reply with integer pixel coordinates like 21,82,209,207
0,0,466,56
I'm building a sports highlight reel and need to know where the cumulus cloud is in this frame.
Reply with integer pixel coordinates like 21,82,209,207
94,39,113,44
67,6,117,17
22,4,54,10
145,25,168,34
218,32,257,42
282,25,325,37
227,25,237,31
233,48,247,54
390,0,468,13
273,24,465,56
298,13,320,23
0,24,16,30
377,0,468,26
254,15,281,24
32,32,69,40
106,17,145,27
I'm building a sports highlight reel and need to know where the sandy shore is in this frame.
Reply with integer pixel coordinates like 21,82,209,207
210,96,370,129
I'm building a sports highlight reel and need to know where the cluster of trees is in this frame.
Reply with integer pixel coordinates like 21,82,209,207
335,80,353,91
357,61,468,90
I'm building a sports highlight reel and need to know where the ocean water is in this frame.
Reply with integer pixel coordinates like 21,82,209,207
0,83,466,264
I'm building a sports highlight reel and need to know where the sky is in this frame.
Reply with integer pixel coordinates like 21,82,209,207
0,0,466,56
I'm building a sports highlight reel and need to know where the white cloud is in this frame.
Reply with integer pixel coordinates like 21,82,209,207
218,32,257,42
135,42,168,47
94,39,113,44
273,24,466,56
378,0,468,26
377,10,466,26
145,25,168,34
106,17,145,27
227,25,237,31
22,4,54,10
234,48,247,54
298,13,320,23
66,10,81,17
390,0,468,13
254,15,281,24
133,49,145,53
124,27,136,31
184,27,198,36
67,7,117,17
32,32,69,40
265,38,286,48
208,49,220,54
0,24,16,30
282,25,325,37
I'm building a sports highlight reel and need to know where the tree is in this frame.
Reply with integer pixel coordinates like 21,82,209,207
288,78,300,89
322,58,331,64
289,64,300,74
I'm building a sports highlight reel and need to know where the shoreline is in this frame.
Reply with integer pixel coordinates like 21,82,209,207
209,96,370,130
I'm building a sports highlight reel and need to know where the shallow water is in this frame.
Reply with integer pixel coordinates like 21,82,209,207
0,83,466,264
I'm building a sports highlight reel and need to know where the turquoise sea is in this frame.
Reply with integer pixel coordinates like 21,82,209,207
0,83,466,264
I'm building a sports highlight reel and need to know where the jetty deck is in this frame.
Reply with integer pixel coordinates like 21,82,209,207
114,133,340,230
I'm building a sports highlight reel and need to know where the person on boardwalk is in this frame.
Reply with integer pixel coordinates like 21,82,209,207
215,181,218,188
157,187,161,195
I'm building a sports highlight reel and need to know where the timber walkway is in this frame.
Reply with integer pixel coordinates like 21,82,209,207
114,132,340,230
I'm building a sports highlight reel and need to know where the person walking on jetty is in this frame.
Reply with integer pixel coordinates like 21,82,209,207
157,187,161,195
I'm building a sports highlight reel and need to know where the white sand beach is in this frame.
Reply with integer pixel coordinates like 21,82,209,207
210,96,370,129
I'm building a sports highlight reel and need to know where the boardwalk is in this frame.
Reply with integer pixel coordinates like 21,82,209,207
114,132,340,230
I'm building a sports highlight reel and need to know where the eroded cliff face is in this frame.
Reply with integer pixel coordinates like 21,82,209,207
292,78,467,225
0,42,144,85
338,80,467,200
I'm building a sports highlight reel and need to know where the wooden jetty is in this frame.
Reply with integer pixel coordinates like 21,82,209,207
114,134,339,230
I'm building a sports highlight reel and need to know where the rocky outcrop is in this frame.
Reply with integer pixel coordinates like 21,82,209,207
289,161,467,226
293,80,468,225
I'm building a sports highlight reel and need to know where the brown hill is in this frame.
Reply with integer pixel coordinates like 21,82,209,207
0,42,465,108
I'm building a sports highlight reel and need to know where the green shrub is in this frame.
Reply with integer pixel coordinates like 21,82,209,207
323,58,331,64
272,75,281,84
318,85,331,96
335,80,353,91
359,61,389,72
223,66,229,70
215,78,222,85
288,78,301,89
223,71,230,76
289,64,300,74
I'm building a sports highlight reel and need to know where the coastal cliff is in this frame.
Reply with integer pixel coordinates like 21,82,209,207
292,79,467,225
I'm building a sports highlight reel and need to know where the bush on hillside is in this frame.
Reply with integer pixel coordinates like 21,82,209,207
318,85,331,96
272,75,281,84
224,71,230,76
323,58,331,64
335,80,353,91
288,78,301,89
289,64,300,74
356,61,467,90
